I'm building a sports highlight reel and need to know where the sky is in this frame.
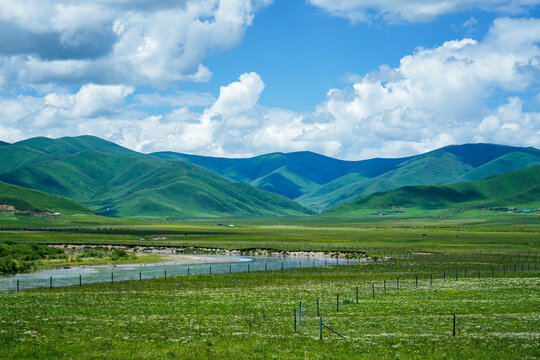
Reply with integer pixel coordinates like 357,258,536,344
0,0,539,160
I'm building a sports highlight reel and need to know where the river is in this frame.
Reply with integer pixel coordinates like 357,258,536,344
0,254,353,291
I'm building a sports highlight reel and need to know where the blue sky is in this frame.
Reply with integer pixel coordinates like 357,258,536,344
0,0,539,159
194,1,497,111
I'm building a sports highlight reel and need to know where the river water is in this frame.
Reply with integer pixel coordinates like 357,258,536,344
0,255,352,291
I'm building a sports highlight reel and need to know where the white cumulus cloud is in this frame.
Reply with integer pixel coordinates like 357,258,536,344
1,18,540,159
0,0,272,88
308,0,540,23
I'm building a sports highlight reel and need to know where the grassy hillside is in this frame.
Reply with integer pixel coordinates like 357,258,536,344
154,144,540,212
299,145,540,211
0,180,93,215
152,151,408,200
3,136,539,217
0,138,312,219
327,165,540,216
15,135,143,158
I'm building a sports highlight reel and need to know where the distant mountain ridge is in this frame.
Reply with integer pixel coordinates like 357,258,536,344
325,165,540,216
0,136,312,219
152,143,540,211
2,135,539,217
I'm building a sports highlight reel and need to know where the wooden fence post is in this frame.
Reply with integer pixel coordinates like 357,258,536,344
294,309,297,332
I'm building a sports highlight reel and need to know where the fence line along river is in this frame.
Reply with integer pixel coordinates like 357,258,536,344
0,254,356,291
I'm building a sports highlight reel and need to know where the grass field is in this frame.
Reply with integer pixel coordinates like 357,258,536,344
0,211,539,359
0,255,538,359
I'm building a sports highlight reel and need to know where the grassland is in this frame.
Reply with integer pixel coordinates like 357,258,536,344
0,255,538,359
0,211,539,359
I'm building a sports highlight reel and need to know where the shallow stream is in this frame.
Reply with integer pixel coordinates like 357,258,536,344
0,254,352,291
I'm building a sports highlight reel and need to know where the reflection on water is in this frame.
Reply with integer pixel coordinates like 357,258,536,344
0,255,351,291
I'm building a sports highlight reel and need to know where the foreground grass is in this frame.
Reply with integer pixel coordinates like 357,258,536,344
1,255,538,359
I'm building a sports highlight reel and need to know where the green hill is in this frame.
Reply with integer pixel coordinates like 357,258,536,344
0,137,312,219
151,151,408,201
0,180,93,215
15,135,143,158
297,144,540,211
3,136,539,218
326,165,540,216
154,144,540,212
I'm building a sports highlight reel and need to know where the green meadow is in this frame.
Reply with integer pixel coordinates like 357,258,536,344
0,210,539,359
0,255,538,359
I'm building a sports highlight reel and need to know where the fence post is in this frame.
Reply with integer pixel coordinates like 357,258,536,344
337,293,339,312
139,271,142,281
384,279,386,294
444,271,446,282
356,287,358,304
50,276,53,289
248,264,250,273
372,284,375,299
397,277,399,290
430,274,432,286
455,270,458,281
299,302,302,323
165,270,167,280
320,318,323,340
477,270,480,279
294,309,297,332
187,267,190,276
299,261,301,269
317,298,320,317
79,274,82,287
415,275,418,288
230,265,232,274
453,314,456,337
17,279,19,292
111,273,114,284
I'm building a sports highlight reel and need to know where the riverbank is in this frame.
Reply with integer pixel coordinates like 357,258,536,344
51,244,372,261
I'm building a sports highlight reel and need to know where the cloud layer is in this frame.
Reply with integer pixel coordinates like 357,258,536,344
308,0,540,23
0,0,272,88
1,16,539,160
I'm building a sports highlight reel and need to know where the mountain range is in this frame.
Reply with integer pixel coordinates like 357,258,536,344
0,135,538,219
0,136,311,219
154,143,540,211
326,165,540,216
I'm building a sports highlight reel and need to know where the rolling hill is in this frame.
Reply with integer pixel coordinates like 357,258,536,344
0,180,93,216
153,144,540,211
2,135,539,217
325,165,540,216
151,151,407,200
0,137,312,219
